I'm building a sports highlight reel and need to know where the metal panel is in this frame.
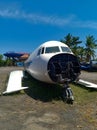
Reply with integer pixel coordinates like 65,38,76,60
3,70,28,94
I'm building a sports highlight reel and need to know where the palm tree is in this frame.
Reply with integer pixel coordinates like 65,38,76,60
60,33,82,56
85,35,97,62
77,46,85,61
61,33,72,47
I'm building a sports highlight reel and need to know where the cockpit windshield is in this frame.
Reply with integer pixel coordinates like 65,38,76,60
61,46,71,53
45,46,60,53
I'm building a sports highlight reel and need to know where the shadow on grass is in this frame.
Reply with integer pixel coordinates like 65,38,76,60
22,73,63,102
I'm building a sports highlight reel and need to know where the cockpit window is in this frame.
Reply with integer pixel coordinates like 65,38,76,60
61,46,71,53
41,47,44,54
37,49,41,56
45,46,60,53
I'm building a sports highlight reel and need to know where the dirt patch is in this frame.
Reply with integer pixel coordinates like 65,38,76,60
79,70,97,84
0,67,97,130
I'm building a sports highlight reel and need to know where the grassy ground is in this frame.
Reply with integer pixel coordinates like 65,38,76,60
22,73,97,128
22,72,97,105
0,67,97,130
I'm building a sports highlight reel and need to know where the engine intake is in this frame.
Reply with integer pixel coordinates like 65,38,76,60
47,53,80,84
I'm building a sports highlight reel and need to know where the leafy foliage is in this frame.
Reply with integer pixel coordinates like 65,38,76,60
61,33,82,56
61,33,97,62
85,35,97,62
0,54,13,66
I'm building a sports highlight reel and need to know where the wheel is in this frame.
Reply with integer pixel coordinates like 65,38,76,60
62,87,74,104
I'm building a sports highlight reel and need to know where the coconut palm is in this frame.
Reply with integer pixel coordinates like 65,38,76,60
77,46,85,61
61,33,82,56
61,33,72,47
85,35,97,62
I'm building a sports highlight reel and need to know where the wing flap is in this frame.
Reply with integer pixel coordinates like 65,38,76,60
3,70,28,94
78,79,97,89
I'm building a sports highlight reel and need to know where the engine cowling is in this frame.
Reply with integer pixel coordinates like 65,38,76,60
47,53,80,84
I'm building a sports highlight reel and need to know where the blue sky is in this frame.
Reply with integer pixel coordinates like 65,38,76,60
0,0,97,56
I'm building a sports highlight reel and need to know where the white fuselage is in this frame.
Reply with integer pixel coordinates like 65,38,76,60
24,41,80,84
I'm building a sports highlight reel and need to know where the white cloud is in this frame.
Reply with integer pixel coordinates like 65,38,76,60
4,10,74,26
0,9,97,29
0,9,20,18
0,9,75,26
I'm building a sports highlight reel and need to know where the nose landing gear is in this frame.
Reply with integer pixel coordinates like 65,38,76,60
56,74,74,104
62,83,74,104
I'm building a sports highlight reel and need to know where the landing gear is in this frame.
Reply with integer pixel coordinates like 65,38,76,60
62,83,74,104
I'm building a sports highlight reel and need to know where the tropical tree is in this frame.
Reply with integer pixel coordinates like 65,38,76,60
0,54,13,66
61,33,72,47
60,33,82,56
85,35,97,62
5,57,13,66
77,46,85,61
0,54,5,66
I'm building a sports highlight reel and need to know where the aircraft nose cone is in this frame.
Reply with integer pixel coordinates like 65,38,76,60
47,53,80,83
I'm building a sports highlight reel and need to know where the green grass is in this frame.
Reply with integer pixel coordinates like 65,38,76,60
22,72,97,104
71,83,97,104
5,71,97,105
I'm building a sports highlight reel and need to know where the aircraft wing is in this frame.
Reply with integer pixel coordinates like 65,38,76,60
3,70,28,94
77,79,97,89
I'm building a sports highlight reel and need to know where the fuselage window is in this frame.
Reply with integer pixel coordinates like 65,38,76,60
61,46,71,53
45,46,60,53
